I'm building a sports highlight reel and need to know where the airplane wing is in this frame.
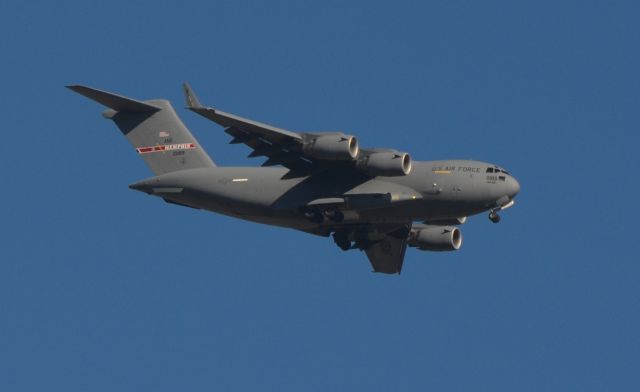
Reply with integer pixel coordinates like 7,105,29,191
364,234,408,274
332,223,411,274
183,83,302,142
182,83,387,178
183,83,317,175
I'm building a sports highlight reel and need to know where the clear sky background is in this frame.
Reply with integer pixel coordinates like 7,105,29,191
1,1,638,390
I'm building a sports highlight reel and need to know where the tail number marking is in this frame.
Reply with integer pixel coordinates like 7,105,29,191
136,143,196,154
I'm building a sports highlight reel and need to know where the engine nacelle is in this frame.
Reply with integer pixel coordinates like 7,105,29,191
302,134,359,161
408,225,462,251
356,151,412,176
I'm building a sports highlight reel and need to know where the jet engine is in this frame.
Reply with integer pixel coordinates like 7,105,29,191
408,225,462,251
302,134,359,160
356,151,412,176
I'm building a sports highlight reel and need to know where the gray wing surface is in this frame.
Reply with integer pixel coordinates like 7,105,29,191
365,235,408,274
183,84,301,141
335,223,412,274
183,83,313,174
182,83,409,179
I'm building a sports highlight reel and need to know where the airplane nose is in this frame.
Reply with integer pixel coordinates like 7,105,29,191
507,176,520,197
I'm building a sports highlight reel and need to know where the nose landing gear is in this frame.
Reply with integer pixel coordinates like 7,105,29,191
488,195,517,223
488,210,501,223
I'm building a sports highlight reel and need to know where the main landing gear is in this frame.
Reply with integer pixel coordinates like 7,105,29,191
304,210,324,223
303,208,344,224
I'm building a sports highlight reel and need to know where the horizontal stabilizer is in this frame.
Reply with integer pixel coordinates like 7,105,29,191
66,85,161,113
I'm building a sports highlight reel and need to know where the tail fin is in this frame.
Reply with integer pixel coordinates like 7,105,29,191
67,85,216,175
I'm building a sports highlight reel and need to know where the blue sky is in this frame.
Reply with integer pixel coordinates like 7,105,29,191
1,1,638,390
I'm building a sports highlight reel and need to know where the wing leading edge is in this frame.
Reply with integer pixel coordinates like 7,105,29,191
183,83,314,174
182,83,414,181
182,83,302,142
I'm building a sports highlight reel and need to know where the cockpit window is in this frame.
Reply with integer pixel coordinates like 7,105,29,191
495,168,510,175
488,167,511,175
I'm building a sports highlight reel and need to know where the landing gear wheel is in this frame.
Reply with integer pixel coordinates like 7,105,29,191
304,210,324,223
489,212,501,223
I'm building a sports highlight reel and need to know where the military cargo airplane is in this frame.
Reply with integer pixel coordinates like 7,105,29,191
68,84,519,274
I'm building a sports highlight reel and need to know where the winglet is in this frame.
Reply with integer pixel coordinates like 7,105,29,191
182,82,203,108
66,85,161,113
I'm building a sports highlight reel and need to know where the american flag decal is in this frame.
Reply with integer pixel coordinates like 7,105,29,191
136,143,196,154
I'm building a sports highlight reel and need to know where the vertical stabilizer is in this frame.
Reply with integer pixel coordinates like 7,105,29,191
68,85,216,175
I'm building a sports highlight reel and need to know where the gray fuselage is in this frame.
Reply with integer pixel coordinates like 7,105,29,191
131,159,520,236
